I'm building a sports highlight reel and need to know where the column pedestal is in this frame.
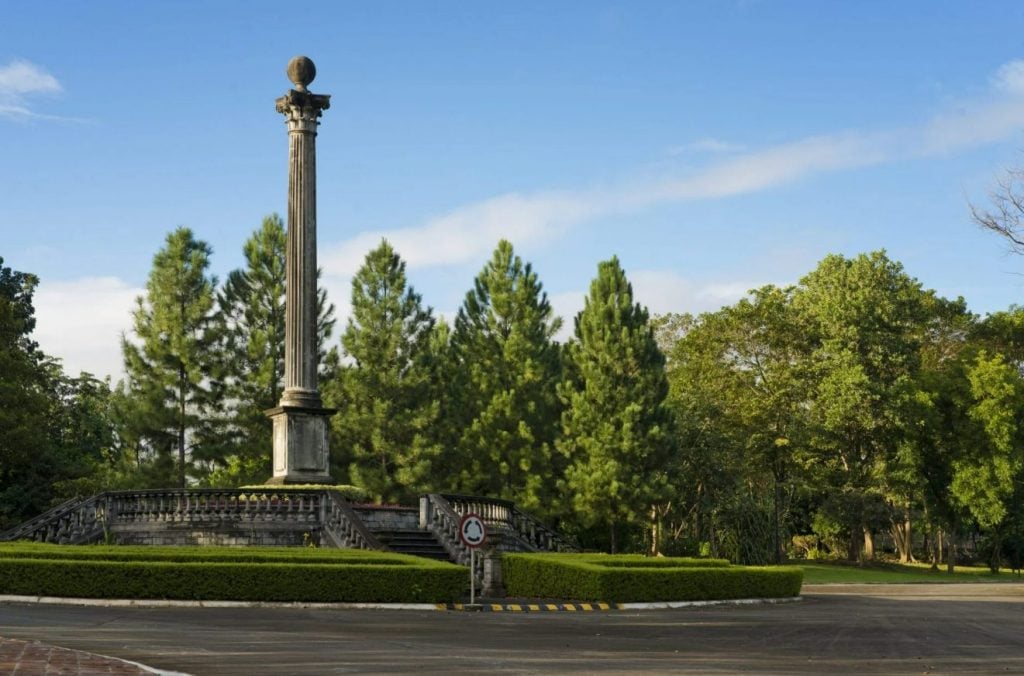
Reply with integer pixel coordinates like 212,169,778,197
265,405,338,485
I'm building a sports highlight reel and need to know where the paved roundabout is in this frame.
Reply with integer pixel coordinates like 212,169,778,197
1,584,1022,674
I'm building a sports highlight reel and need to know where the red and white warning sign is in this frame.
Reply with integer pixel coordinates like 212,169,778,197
459,513,487,548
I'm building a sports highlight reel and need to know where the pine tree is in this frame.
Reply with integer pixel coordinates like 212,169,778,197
559,256,674,553
446,240,562,511
328,240,439,502
213,214,335,486
121,228,222,488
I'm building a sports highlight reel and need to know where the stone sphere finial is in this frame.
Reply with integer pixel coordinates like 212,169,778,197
287,56,316,92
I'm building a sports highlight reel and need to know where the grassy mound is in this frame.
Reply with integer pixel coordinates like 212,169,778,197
504,552,802,602
0,543,465,603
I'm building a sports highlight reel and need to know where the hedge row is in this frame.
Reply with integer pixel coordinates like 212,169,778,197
503,553,802,602
0,542,429,566
0,558,466,602
556,553,731,568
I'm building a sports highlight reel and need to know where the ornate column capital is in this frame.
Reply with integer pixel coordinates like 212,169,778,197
276,90,331,134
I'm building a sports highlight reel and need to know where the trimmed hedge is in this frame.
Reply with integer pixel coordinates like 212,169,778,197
0,544,466,602
556,553,731,569
0,542,428,566
503,553,802,602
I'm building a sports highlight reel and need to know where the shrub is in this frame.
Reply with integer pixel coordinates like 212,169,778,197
503,553,802,602
0,544,466,602
0,542,422,565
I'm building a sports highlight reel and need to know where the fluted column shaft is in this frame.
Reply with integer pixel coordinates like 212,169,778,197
276,90,330,409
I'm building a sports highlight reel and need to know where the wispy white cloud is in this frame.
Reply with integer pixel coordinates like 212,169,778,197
630,270,755,315
0,59,71,121
993,59,1024,95
33,277,141,380
920,98,1024,155
322,191,606,276
549,271,758,341
0,60,60,95
668,137,746,155
322,58,1024,278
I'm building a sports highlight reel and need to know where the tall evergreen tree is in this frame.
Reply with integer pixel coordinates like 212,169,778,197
446,240,562,511
559,256,674,553
328,240,439,502
212,214,335,485
122,228,222,488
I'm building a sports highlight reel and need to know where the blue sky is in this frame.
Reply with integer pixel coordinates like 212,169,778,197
4,2,1024,379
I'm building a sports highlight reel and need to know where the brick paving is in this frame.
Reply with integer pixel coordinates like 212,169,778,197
0,637,152,675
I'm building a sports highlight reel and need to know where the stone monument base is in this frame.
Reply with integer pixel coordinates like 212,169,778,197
265,405,337,485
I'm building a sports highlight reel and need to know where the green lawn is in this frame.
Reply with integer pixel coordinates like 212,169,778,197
800,561,1023,584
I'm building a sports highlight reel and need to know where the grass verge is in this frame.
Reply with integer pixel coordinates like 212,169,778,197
800,561,1024,584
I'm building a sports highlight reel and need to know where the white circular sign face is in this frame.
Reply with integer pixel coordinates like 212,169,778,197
459,513,487,548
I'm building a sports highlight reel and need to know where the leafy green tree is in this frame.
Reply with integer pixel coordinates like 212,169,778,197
664,286,810,563
0,257,56,527
121,228,223,488
559,256,673,553
328,240,440,502
0,259,121,525
211,214,335,486
793,251,928,561
445,240,563,511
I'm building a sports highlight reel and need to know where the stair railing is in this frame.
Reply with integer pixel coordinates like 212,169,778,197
422,493,484,585
321,491,384,550
439,493,577,553
0,493,110,544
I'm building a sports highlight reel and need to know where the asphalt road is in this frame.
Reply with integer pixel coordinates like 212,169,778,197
2,585,1023,674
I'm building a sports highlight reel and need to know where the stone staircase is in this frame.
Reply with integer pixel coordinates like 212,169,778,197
374,528,450,561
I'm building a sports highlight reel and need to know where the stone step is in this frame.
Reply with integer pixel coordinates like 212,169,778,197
374,528,452,561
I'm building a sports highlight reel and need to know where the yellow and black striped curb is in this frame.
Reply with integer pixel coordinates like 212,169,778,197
438,602,616,612
437,597,802,612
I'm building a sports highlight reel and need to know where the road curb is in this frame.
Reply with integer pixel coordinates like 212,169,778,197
0,594,802,612
439,596,803,611
0,595,441,611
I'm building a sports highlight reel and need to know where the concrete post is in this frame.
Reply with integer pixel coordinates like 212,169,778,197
266,56,336,485
482,534,506,598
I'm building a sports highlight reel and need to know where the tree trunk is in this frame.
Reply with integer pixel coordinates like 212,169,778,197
863,528,875,561
609,520,617,554
178,422,186,489
773,479,782,564
649,506,659,557
890,506,913,563
947,534,956,574
178,365,187,489
848,531,860,563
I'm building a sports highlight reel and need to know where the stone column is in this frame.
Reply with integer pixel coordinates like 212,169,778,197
265,56,336,485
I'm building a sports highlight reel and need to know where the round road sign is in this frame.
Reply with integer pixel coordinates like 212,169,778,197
459,513,487,548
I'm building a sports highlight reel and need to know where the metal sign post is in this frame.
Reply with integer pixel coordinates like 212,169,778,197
458,513,487,605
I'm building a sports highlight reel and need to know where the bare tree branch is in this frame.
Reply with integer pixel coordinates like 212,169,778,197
971,167,1024,255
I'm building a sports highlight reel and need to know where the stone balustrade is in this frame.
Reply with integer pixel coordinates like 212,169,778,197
0,489,382,549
